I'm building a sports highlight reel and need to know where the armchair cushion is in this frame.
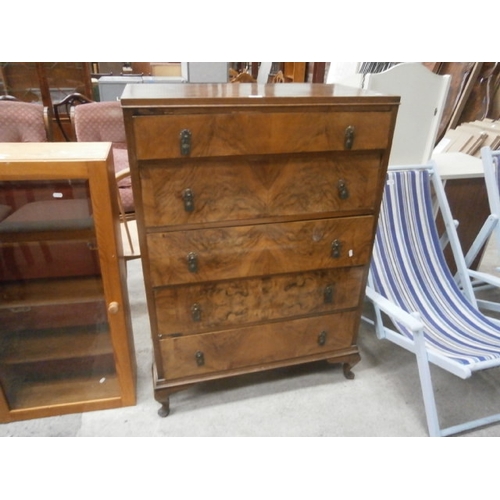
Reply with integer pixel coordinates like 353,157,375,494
74,101,126,143
0,204,12,221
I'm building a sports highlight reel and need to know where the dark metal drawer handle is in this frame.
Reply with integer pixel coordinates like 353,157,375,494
183,188,194,212
191,303,202,322
324,284,334,304
318,331,327,346
338,179,349,200
180,129,192,156
187,252,198,273
331,239,341,258
344,125,355,150
195,350,205,366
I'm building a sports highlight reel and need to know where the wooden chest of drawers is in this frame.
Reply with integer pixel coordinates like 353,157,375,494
121,83,398,416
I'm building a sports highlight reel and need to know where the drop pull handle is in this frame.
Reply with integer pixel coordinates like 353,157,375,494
195,351,205,366
183,188,194,212
324,285,334,304
180,129,192,156
191,303,202,322
344,125,355,150
331,239,342,259
187,252,198,273
338,179,349,200
318,331,327,346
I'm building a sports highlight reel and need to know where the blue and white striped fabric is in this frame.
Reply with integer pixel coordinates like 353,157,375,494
370,169,500,366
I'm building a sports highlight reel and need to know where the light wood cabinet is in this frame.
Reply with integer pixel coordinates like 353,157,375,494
0,143,136,422
121,83,398,416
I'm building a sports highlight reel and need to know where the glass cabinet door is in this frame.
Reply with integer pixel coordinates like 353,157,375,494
0,177,121,412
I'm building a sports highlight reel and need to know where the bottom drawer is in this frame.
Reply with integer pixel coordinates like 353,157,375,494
159,312,359,381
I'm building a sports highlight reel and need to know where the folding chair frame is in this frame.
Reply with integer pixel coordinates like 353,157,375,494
365,162,500,437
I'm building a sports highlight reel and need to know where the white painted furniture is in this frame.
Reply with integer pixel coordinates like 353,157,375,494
363,63,450,166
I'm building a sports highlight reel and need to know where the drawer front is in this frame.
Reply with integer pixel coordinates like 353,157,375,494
140,153,382,227
154,266,365,336
159,312,359,380
133,111,393,160
147,216,374,286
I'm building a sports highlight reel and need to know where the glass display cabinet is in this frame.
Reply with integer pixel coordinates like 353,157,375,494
0,142,136,422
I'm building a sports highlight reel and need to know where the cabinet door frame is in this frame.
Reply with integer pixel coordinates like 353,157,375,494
0,142,136,423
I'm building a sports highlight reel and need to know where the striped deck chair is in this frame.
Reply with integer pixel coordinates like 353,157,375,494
365,162,500,437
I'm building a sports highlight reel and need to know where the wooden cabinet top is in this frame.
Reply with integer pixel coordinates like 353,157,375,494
120,83,400,108
0,143,113,182
0,142,112,163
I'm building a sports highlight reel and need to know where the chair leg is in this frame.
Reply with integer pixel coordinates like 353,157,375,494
413,330,442,437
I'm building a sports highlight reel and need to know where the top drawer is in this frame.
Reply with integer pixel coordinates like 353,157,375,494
132,110,393,160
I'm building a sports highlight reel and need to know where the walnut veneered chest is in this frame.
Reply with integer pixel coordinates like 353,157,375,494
121,83,398,416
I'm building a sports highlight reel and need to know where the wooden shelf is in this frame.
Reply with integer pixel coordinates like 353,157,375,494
0,198,95,242
0,276,104,310
0,227,95,243
0,325,112,364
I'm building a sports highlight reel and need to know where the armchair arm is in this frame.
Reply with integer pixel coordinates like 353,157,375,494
115,167,131,183
365,286,423,333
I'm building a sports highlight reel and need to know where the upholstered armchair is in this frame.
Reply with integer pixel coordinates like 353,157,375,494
0,98,51,142
73,100,134,214
0,99,54,222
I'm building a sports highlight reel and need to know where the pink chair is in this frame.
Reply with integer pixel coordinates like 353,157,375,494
73,100,134,214
0,98,53,223
73,100,138,257
0,99,51,142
